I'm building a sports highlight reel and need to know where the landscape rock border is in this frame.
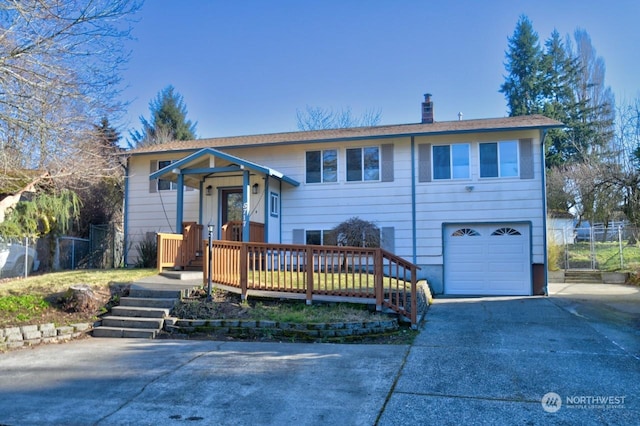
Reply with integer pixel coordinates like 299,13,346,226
164,318,400,342
0,322,92,352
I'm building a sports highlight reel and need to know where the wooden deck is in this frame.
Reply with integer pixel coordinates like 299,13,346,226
157,234,420,326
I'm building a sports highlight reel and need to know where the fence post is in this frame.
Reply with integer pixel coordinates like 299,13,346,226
306,246,314,305
374,249,383,312
240,243,248,300
618,225,624,270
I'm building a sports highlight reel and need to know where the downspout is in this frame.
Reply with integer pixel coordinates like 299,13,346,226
264,177,270,242
123,160,130,267
411,136,417,264
540,128,549,296
279,180,283,243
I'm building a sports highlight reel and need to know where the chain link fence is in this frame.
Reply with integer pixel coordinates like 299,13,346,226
548,223,640,271
54,224,124,271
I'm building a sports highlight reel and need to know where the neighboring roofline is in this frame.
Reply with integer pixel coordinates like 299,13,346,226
126,115,564,156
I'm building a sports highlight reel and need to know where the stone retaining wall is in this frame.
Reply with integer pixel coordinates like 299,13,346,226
166,318,399,341
0,323,92,352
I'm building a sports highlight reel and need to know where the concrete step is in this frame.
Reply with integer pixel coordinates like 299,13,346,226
110,306,170,318
101,316,164,329
160,270,204,281
92,327,158,339
564,271,602,284
119,297,177,309
129,288,185,299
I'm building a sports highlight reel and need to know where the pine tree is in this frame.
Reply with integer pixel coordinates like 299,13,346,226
540,30,581,167
129,85,197,147
499,15,544,116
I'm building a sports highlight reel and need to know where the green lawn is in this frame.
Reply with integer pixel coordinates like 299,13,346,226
563,242,640,271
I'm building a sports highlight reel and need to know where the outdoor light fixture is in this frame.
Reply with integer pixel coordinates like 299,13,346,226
205,185,213,196
465,185,475,192
252,183,259,194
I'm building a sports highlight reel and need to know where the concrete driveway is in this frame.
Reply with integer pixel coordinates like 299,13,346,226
0,282,638,425
378,282,640,425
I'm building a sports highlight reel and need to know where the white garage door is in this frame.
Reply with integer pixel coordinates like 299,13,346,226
444,223,531,295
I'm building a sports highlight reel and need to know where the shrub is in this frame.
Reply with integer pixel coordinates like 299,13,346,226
547,239,562,271
135,233,157,268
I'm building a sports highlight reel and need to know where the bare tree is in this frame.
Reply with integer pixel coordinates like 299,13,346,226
296,105,382,131
0,0,140,226
0,0,141,187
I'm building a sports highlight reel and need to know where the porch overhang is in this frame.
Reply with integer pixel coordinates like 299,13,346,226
149,147,300,188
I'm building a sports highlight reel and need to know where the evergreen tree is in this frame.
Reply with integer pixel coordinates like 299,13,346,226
567,29,615,159
499,15,544,116
129,85,197,147
540,30,581,167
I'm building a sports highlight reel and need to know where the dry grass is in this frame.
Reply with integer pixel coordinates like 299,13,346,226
0,269,157,327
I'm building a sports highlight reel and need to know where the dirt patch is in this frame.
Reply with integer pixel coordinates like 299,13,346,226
0,283,129,328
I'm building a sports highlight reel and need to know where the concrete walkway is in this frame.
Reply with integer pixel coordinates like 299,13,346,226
0,282,638,425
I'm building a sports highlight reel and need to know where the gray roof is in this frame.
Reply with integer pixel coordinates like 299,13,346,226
128,114,563,155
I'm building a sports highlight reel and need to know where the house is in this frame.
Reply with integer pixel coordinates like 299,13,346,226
124,95,563,296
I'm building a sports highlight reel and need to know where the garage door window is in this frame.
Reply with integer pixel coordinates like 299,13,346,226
491,227,521,236
451,228,480,237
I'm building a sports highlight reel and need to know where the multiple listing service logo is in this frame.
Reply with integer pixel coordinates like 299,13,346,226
541,392,627,412
541,392,562,413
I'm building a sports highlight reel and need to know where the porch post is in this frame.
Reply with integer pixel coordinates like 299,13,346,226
242,169,250,242
176,172,184,233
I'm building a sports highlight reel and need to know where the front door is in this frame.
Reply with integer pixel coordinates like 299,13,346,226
221,187,243,223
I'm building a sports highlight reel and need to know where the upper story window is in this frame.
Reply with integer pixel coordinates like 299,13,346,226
157,160,177,191
433,144,470,180
346,146,379,182
480,141,519,178
306,149,337,183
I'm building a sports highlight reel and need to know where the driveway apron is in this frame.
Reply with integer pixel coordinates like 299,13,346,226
379,290,640,425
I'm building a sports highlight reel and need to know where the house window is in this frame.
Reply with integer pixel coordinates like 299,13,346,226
157,160,177,191
270,192,279,218
480,141,519,178
346,147,379,182
306,230,337,245
433,144,470,180
306,149,337,183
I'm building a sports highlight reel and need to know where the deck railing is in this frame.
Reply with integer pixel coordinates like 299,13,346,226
220,221,265,242
181,222,203,266
203,241,420,326
157,233,183,270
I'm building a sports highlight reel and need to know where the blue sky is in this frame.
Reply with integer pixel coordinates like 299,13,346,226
120,0,639,140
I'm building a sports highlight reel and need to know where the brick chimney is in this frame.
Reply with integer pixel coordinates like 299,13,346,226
421,93,434,124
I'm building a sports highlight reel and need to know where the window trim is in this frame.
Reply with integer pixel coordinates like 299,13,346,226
479,140,519,178
305,229,336,246
157,160,177,191
432,143,470,180
269,192,279,218
305,149,338,184
346,146,380,182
